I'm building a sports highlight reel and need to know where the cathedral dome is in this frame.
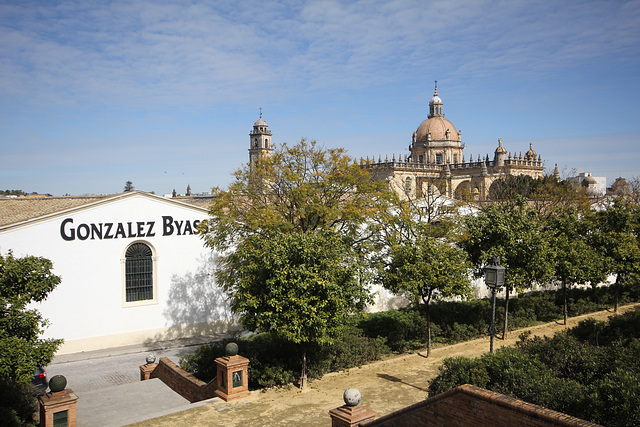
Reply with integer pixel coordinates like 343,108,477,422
415,116,459,141
254,117,268,127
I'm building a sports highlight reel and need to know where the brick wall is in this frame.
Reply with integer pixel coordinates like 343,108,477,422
148,357,217,403
363,385,600,427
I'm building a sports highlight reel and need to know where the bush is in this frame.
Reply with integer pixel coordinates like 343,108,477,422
180,326,389,389
357,309,428,352
0,377,38,427
428,307,640,426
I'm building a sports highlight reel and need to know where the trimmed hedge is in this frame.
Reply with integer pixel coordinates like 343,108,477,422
181,283,640,389
428,307,640,426
180,324,388,389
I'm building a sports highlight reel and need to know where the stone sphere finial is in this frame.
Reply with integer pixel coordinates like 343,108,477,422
343,388,362,407
49,375,67,393
225,342,239,356
146,354,156,364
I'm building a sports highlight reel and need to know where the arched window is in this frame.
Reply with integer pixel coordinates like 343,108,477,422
125,242,154,302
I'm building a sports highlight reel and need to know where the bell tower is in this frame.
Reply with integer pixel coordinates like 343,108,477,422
249,108,273,165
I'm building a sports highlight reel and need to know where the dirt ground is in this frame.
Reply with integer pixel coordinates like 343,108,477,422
130,304,638,427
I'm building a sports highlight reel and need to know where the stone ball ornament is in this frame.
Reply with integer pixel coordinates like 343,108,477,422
146,354,156,364
343,387,362,407
49,375,67,393
225,342,239,356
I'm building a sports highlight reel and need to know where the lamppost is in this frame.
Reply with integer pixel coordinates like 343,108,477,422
484,257,505,353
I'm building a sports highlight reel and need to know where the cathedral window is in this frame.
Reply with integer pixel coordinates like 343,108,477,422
436,154,442,165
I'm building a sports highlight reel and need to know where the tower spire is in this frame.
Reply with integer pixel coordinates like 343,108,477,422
428,80,443,118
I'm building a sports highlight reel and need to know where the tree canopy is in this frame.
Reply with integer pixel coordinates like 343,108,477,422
0,252,62,383
201,139,392,250
382,235,472,356
201,139,392,387
461,198,554,336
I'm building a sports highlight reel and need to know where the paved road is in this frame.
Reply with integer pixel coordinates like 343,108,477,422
46,338,218,426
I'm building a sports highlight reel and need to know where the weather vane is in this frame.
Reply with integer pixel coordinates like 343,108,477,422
259,107,262,118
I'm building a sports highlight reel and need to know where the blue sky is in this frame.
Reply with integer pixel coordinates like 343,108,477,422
1,0,639,196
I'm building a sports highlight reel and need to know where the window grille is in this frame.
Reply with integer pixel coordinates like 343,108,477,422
125,243,153,302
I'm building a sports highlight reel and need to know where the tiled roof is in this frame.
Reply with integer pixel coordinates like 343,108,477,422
0,193,213,228
0,195,114,227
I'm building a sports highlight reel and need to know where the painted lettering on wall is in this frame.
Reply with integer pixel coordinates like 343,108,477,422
60,216,203,241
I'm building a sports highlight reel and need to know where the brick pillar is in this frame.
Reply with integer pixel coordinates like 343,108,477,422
329,404,376,427
140,362,158,381
214,354,250,402
38,389,79,427
329,388,375,427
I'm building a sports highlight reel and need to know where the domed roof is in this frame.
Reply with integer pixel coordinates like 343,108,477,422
495,138,507,154
524,142,537,160
415,116,459,142
430,94,442,105
254,117,268,127
582,174,597,185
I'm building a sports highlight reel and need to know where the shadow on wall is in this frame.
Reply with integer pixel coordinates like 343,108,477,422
147,252,239,344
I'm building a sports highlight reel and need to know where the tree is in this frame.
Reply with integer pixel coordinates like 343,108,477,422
0,252,62,383
124,181,134,192
488,174,589,219
217,231,369,388
0,252,62,424
382,236,472,356
202,139,392,249
461,198,554,337
201,139,392,388
545,208,605,324
591,200,640,312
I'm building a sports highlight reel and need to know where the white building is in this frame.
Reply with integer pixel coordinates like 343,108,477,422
0,191,236,354
568,171,607,197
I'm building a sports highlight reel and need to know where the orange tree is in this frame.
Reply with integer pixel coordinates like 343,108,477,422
200,139,392,388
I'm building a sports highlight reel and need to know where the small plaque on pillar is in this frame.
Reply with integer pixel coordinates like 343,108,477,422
214,342,250,402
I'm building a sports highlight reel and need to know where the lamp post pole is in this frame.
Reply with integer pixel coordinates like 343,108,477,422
489,285,497,354
485,257,505,354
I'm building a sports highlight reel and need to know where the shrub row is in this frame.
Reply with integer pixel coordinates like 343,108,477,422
181,283,640,389
427,307,640,427
180,324,387,389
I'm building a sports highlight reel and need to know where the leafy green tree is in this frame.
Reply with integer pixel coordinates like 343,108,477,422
545,208,605,324
202,139,392,249
461,198,554,337
591,199,640,312
124,180,134,192
0,252,62,383
488,175,589,219
0,252,62,425
217,231,370,388
382,236,472,356
201,139,392,388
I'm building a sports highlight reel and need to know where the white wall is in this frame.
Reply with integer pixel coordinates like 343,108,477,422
0,193,236,353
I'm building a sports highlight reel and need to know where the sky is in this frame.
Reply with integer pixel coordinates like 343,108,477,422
1,0,639,196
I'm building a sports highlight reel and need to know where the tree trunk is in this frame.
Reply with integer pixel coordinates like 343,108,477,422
300,348,307,390
614,275,620,313
563,279,568,325
426,303,432,357
502,286,510,339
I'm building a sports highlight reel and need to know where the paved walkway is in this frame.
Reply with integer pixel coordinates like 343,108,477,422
47,335,219,426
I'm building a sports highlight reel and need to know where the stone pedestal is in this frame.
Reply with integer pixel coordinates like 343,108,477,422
140,362,158,380
38,389,79,427
214,354,250,402
329,404,376,427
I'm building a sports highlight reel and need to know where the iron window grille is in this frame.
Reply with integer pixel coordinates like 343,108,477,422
125,243,153,302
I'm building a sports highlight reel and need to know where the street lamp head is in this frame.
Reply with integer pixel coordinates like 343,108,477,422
484,257,505,289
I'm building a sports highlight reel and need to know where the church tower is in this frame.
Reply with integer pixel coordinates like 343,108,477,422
249,110,273,165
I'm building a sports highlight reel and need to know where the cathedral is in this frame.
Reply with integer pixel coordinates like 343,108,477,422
250,84,546,201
